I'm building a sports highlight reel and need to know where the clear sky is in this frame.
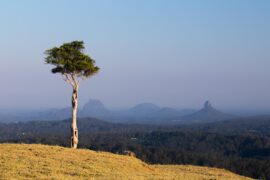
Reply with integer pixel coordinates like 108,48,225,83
0,0,269,110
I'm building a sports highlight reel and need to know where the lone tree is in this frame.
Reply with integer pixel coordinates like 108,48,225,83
45,41,99,149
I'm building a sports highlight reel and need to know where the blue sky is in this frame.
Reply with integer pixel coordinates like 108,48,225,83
0,0,269,110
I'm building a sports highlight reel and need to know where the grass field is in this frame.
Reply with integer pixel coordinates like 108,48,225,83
0,144,250,180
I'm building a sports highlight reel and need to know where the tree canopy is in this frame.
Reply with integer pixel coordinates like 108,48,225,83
45,41,99,83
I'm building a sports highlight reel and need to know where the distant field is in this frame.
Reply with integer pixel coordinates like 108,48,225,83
0,144,250,180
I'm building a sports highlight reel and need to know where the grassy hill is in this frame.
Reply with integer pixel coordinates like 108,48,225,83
0,144,250,180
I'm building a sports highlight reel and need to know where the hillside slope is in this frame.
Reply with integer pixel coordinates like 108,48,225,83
0,144,250,180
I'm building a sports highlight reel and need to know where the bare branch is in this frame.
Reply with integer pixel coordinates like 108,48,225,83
63,73,75,87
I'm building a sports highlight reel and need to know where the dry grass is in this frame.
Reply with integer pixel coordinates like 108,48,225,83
0,144,251,180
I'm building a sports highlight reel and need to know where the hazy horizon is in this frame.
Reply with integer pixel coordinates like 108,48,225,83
0,0,269,110
1,98,270,117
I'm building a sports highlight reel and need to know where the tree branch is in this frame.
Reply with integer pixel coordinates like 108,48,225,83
63,73,75,87
71,73,79,89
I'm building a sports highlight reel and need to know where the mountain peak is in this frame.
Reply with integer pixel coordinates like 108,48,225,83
204,101,213,110
132,103,160,109
129,103,160,116
84,99,104,107
180,100,236,123
131,103,160,111
82,99,111,117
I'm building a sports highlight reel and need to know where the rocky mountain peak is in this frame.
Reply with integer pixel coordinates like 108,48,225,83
82,99,111,117
204,101,213,110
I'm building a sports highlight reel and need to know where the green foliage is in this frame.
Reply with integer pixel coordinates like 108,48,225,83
45,41,99,78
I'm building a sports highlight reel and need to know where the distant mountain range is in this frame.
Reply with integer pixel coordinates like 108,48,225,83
0,99,237,124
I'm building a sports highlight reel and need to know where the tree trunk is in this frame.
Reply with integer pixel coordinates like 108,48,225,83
71,85,79,149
